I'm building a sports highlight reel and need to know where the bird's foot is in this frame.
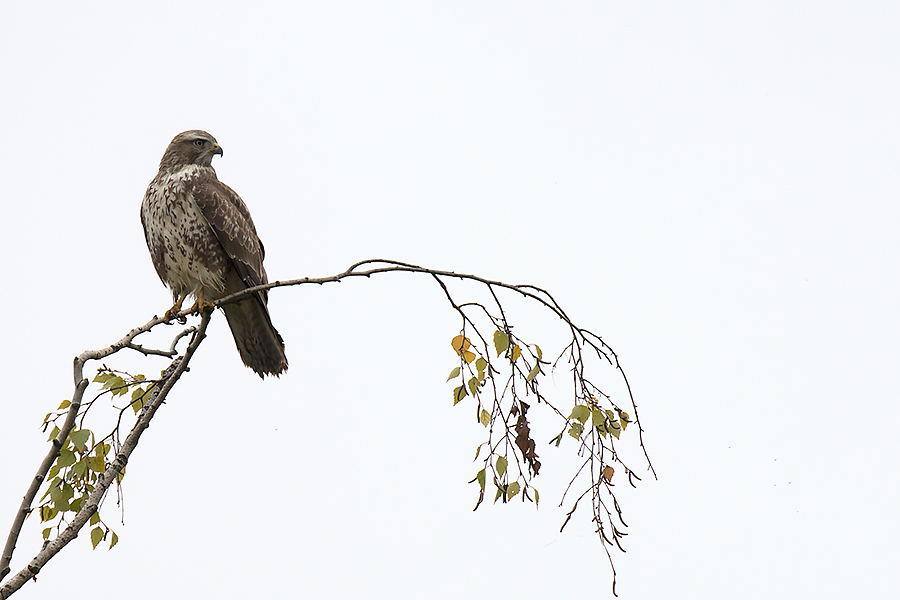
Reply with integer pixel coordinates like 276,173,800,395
187,295,215,316
163,305,188,324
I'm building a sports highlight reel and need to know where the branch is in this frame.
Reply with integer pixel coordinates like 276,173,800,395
1,258,651,597
0,313,210,597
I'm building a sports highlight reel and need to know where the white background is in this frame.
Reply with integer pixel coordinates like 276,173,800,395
1,2,898,598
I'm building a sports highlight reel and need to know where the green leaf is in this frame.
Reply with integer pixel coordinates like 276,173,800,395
496,456,508,479
608,421,621,439
47,425,60,442
92,372,112,384
568,422,584,439
452,385,467,405
467,376,479,396
68,497,84,513
42,527,52,540
592,408,606,427
88,456,106,473
479,408,490,427
109,531,119,549
475,357,487,372
70,429,91,451
549,433,563,447
493,330,509,356
473,444,482,461
526,364,541,382
446,366,460,382
507,481,520,500
71,459,87,479
58,399,70,410
534,488,540,507
534,344,543,360
476,468,486,490
90,512,100,526
569,405,591,424
58,448,76,468
90,526,103,549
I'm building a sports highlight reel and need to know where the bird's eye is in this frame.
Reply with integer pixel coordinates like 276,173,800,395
193,139,204,147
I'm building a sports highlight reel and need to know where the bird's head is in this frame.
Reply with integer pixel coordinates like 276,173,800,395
159,130,223,170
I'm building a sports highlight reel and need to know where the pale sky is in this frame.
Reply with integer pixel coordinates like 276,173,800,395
1,2,898,598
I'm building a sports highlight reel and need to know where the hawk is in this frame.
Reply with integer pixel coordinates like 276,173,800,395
141,130,288,377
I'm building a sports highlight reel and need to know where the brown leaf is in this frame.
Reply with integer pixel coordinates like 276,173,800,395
602,465,615,482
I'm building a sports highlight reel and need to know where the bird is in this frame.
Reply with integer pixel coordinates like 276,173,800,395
141,130,288,378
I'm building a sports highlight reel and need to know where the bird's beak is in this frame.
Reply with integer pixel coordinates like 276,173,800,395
212,143,223,157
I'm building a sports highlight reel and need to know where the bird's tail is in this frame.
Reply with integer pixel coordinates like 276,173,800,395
221,294,288,378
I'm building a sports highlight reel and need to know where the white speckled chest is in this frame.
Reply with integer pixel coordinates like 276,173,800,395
141,165,229,299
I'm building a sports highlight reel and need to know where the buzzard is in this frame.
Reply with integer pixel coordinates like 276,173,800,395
141,130,288,377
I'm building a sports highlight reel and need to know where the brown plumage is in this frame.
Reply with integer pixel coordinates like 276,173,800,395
141,130,288,377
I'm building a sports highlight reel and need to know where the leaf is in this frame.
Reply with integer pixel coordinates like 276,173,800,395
462,350,477,364
57,399,70,410
71,459,87,479
452,385,467,405
90,526,103,549
467,376,479,396
58,448,76,468
90,512,100,526
602,465,615,482
567,422,584,439
92,372,111,384
476,468,486,491
47,425,60,442
475,357,487,372
526,364,541,382
534,344,543,360
479,408,490,427
609,421,621,439
68,497,84,513
451,335,471,354
493,330,509,356
510,345,521,362
507,481,520,500
446,366,460,382
70,429,91,451
569,405,591,424
496,456,508,479
42,527,52,540
534,488,540,507
109,531,119,549
473,444,482,461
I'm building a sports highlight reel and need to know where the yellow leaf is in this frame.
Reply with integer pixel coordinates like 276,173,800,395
451,335,471,355
510,345,521,362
